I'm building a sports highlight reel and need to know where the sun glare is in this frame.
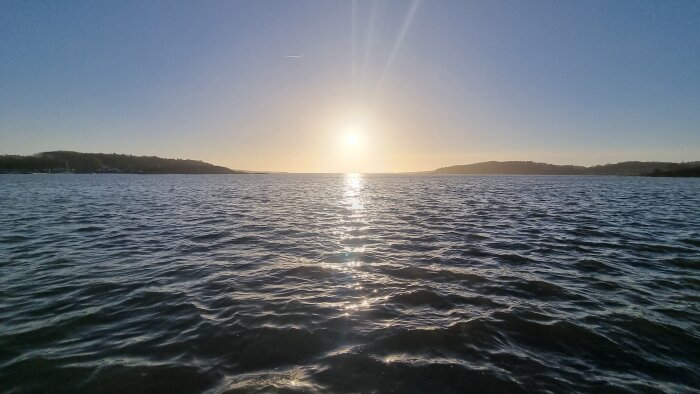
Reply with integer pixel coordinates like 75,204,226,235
335,110,372,158
345,132,360,146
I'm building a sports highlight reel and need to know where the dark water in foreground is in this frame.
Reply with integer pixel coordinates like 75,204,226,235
1,174,699,393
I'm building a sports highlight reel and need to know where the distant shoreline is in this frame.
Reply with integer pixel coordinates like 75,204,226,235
0,151,264,175
1,152,698,177
0,172,267,175
2,172,698,178
432,160,700,177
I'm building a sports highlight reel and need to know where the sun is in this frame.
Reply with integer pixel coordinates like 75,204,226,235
345,132,360,146
336,110,371,151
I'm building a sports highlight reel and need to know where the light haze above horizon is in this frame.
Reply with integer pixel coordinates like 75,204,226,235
1,0,699,173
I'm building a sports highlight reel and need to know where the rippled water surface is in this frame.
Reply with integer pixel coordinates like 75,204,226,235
1,174,699,393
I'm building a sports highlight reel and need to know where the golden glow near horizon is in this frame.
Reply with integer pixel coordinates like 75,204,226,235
205,97,437,173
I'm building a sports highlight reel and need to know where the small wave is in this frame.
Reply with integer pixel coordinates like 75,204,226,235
190,230,231,242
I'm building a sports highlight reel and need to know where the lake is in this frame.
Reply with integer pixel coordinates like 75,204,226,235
1,174,698,392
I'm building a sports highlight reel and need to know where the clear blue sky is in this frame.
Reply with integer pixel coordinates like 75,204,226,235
1,0,699,171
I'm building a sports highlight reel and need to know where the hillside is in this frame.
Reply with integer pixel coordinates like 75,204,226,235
433,161,587,175
433,161,700,176
646,165,700,177
0,151,250,174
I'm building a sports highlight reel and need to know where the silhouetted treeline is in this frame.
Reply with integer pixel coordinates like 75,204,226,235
0,151,249,174
433,161,700,176
586,161,699,176
647,165,700,177
433,161,587,175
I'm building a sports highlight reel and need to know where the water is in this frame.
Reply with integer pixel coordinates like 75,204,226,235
1,174,699,393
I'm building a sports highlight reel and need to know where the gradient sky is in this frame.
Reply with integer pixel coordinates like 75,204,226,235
1,0,699,172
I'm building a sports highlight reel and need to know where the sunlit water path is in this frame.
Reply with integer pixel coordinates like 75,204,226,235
1,174,699,392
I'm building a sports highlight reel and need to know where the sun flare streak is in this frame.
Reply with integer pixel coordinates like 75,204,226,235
376,0,421,91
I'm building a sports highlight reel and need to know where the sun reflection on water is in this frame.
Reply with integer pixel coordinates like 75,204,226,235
322,173,380,315
343,173,365,215
339,173,367,254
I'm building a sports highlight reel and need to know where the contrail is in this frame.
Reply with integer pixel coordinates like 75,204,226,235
375,0,421,92
283,55,303,58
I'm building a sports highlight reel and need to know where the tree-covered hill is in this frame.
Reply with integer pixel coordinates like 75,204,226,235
433,161,587,175
433,160,700,176
0,151,251,174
